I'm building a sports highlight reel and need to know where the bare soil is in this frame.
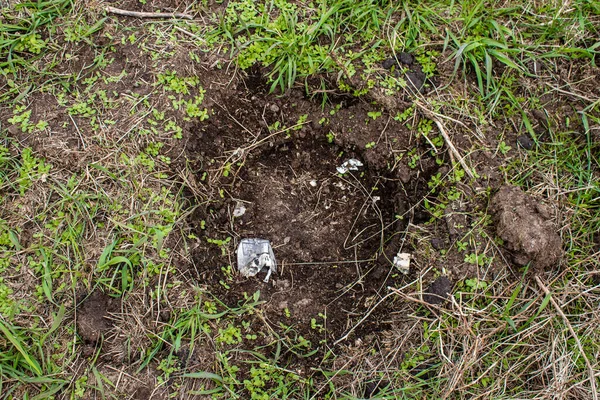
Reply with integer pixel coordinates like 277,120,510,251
76,291,120,343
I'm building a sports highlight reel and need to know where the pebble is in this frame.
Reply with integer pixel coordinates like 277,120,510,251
517,134,534,150
269,104,280,113
430,237,445,250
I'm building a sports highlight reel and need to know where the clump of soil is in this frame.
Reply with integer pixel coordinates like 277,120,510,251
423,276,452,305
490,185,563,271
76,291,119,343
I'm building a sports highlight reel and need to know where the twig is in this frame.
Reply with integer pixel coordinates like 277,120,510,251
434,118,474,179
416,102,475,179
428,115,475,179
535,276,598,400
69,114,86,149
105,6,193,20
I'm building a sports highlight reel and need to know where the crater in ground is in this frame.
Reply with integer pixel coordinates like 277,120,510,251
193,135,401,343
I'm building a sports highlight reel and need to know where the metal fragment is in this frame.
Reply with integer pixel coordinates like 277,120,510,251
337,158,364,174
236,238,277,283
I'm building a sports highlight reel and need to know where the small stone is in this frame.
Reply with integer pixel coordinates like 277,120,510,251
269,104,280,113
393,252,411,274
531,109,549,130
310,119,321,131
382,57,397,69
517,134,534,150
297,298,312,307
8,125,20,135
277,279,290,289
233,202,246,217
423,276,452,305
397,52,414,65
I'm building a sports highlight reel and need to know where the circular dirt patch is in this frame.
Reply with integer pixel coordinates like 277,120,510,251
195,136,399,342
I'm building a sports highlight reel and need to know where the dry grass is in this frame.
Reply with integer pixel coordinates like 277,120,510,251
0,0,598,398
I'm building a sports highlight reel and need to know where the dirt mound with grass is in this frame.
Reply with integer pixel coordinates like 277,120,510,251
491,185,564,271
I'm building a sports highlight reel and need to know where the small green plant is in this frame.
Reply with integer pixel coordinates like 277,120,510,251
498,141,511,155
217,324,242,345
326,131,335,143
464,252,491,266
394,106,414,122
17,148,52,195
464,278,488,291
8,106,48,133
207,237,232,256
367,110,382,120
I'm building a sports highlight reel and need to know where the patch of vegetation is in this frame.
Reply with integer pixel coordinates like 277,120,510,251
0,0,598,398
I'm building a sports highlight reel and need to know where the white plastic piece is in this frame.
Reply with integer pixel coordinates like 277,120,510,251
393,252,411,274
337,159,364,174
233,202,246,217
236,238,277,283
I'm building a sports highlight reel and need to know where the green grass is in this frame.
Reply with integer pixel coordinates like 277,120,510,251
0,0,599,398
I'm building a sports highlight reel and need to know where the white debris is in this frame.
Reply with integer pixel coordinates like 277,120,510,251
236,238,277,283
309,180,318,187
393,252,411,274
337,158,364,174
233,202,246,217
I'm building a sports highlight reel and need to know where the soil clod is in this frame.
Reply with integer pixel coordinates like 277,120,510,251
430,237,445,250
423,276,452,305
490,185,564,271
382,57,397,69
405,70,426,92
396,52,414,65
364,379,390,398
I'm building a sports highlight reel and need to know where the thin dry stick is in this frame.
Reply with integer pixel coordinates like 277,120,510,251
69,114,86,149
414,102,475,179
105,6,193,20
432,117,474,179
535,276,598,400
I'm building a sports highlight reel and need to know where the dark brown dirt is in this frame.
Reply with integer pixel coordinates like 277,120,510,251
1,2,596,399
184,64,444,347
190,126,404,345
76,291,120,343
423,276,452,305
490,185,564,271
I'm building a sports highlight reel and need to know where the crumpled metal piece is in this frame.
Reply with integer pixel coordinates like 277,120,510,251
337,158,363,174
236,238,277,283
